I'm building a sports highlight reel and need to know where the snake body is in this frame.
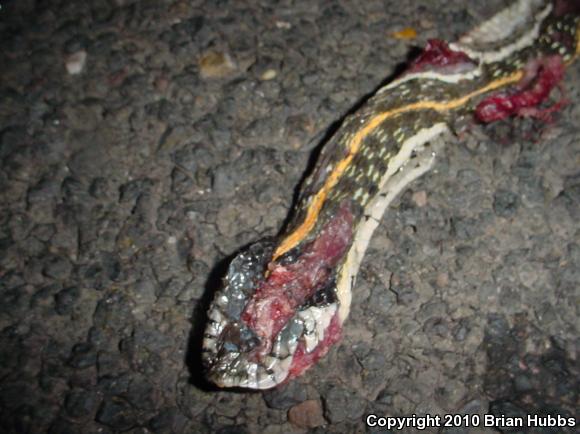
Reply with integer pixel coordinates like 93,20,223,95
202,0,580,389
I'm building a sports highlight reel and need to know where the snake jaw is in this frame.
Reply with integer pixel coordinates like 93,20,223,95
204,301,342,389
203,277,342,389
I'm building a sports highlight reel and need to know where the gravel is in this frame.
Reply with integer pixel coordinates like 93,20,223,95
0,0,579,432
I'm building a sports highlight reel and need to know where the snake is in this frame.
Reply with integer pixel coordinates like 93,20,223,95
202,0,580,389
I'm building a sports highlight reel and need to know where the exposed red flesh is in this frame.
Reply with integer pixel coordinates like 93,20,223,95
241,203,353,355
408,39,475,74
287,312,342,380
475,56,566,123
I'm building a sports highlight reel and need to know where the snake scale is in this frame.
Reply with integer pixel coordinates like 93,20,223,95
202,0,580,389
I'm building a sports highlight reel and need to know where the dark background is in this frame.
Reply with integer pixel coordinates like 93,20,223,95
0,0,578,432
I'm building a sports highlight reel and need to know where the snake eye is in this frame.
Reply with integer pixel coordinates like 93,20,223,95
220,322,261,353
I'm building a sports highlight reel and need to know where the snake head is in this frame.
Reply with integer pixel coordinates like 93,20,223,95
202,206,353,389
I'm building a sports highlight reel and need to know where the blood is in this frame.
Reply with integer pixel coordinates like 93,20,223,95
241,203,353,354
286,312,342,380
475,56,567,123
408,39,475,74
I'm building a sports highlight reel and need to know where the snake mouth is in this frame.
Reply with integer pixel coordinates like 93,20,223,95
203,204,353,389
204,300,341,389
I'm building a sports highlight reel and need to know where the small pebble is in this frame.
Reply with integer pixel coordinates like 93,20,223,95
260,68,277,81
412,190,428,207
198,51,237,79
288,400,326,429
65,50,87,75
391,27,417,40
436,272,449,288
275,20,291,29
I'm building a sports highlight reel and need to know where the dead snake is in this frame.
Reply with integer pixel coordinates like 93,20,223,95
202,0,580,389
